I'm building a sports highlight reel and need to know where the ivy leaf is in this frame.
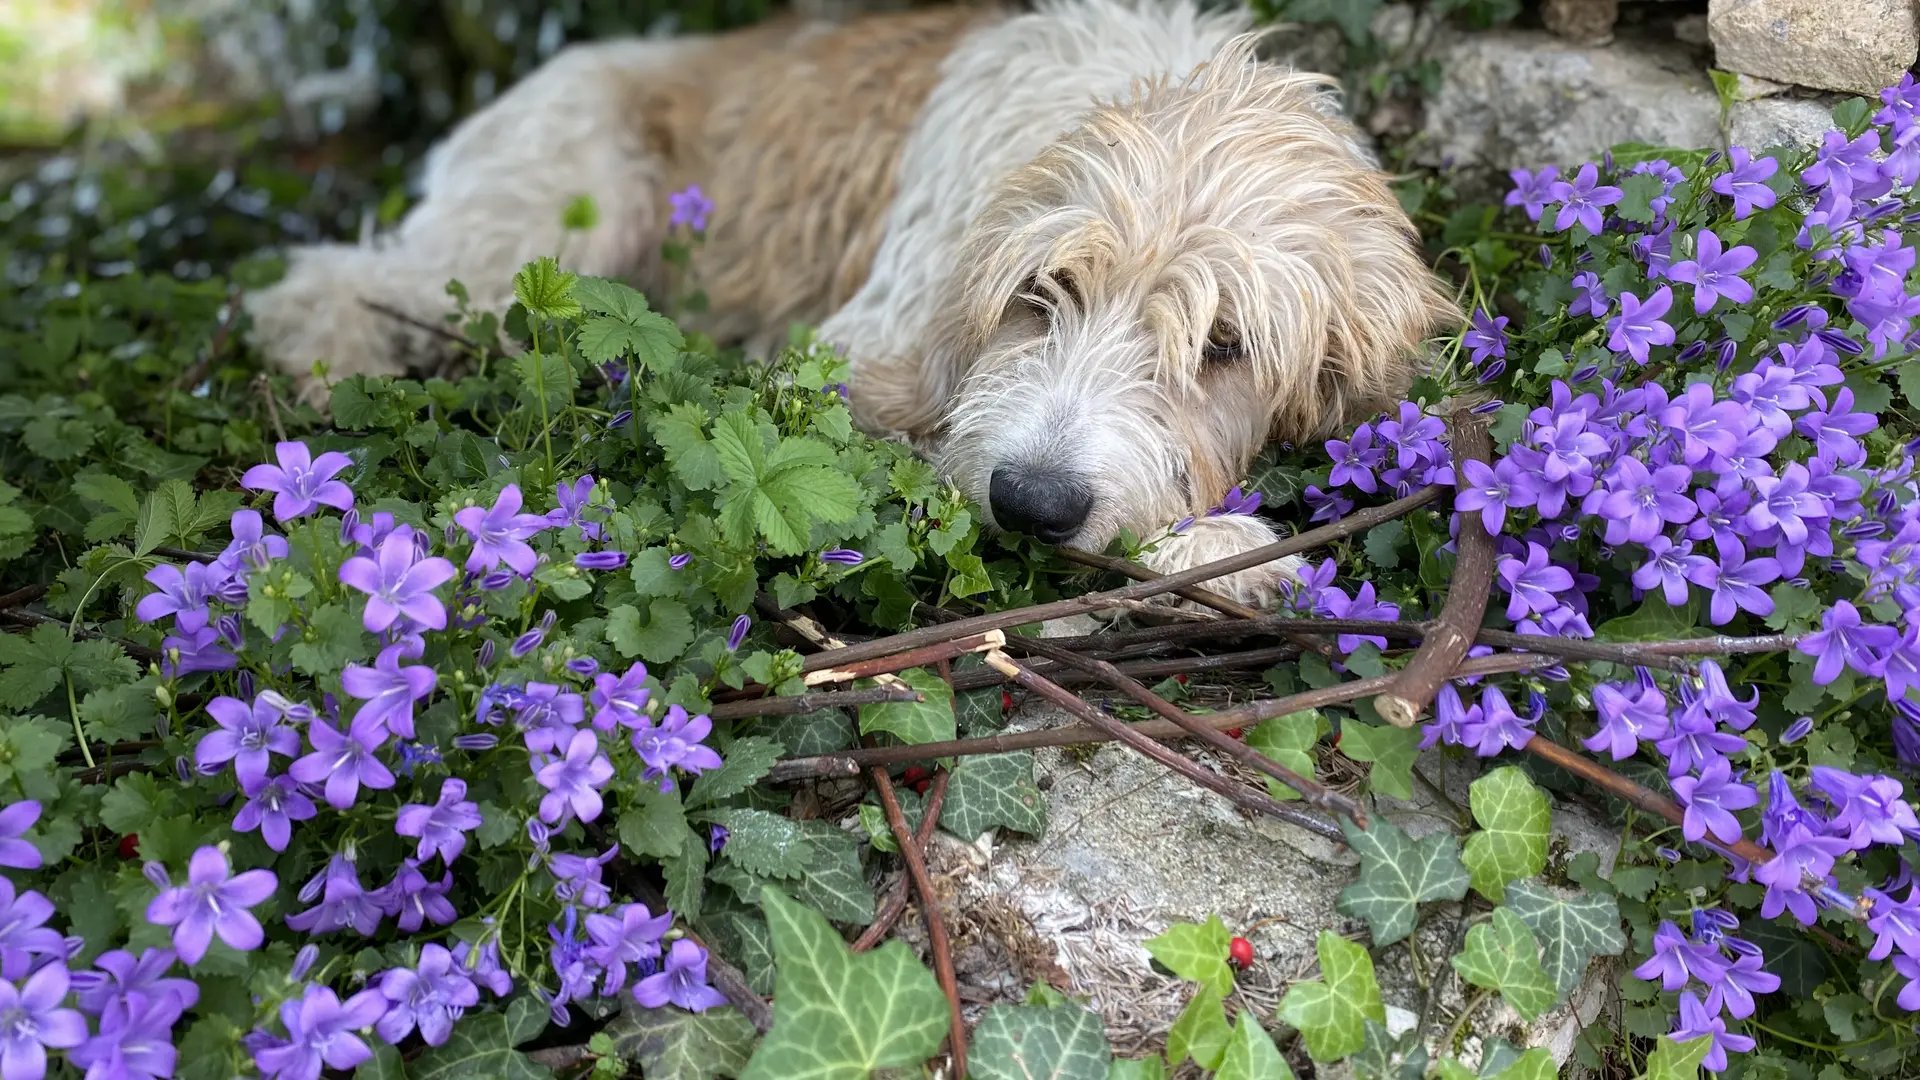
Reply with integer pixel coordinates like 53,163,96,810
791,820,874,926
408,996,549,1080
1144,915,1233,998
969,1002,1112,1080
1503,881,1626,993
1634,1035,1713,1080
714,809,813,880
607,598,696,664
1106,1058,1167,1080
365,1043,407,1080
1214,1011,1294,1080
1461,766,1549,903
1166,993,1230,1072
1450,907,1558,1021
738,887,948,1080
1335,818,1469,947
859,669,955,747
1352,1019,1428,1080
602,1004,759,1080
938,751,1045,840
687,737,785,808
1338,720,1420,800
512,256,582,321
1245,711,1323,802
1276,930,1385,1062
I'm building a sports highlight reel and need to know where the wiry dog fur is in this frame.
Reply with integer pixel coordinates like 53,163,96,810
247,0,1455,606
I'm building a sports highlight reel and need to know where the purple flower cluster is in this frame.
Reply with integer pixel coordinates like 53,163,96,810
137,507,297,676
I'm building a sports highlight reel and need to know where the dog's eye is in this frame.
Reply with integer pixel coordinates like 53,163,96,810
1203,320,1243,364
1018,270,1080,313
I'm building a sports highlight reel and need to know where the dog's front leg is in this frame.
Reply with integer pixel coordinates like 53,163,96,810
1135,513,1305,609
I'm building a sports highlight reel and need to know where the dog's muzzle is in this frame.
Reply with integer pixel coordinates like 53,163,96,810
988,465,1093,545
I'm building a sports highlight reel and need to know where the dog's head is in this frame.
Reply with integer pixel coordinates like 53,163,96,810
916,41,1454,549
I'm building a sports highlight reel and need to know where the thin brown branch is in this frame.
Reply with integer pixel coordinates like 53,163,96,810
360,298,506,360
1012,636,1368,827
152,546,216,564
983,650,1347,843
946,644,1300,693
1053,545,1339,657
872,768,966,1078
0,585,47,612
766,651,1556,783
753,596,913,692
1375,410,1494,728
798,485,1446,673
707,685,924,721
801,630,1005,687
853,768,952,953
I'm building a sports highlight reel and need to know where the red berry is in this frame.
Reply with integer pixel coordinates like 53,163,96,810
902,765,931,785
1174,673,1189,685
910,779,931,796
1000,690,1014,714
117,835,139,859
1228,936,1254,970
1224,728,1244,739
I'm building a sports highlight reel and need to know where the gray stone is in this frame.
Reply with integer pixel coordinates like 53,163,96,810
1708,0,1920,97
1730,94,1844,152
1416,29,1721,171
1543,0,1619,45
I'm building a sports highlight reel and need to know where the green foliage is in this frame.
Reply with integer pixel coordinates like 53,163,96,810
1450,908,1557,1021
1144,914,1235,998
1336,818,1470,946
1277,931,1386,1062
1459,767,1549,903
409,996,549,1080
602,1005,759,1080
969,1001,1113,1080
1502,882,1626,994
938,751,1046,839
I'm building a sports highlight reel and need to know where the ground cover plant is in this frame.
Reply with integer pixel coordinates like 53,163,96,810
3,21,1920,1080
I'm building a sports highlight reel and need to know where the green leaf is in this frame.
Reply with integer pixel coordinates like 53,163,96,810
1335,817,1470,947
1276,931,1385,1062
1634,1035,1713,1080
791,820,874,925
1215,1011,1295,1080
1482,1047,1556,1080
1246,710,1324,801
1166,992,1231,1071
408,996,549,1080
72,473,139,541
664,828,708,923
576,298,683,367
1450,907,1557,1021
1615,173,1667,225
1594,594,1702,642
739,887,948,1080
602,1005,759,1080
1274,0,1384,43
715,809,813,879
939,751,1045,840
1144,915,1234,998
1503,881,1626,993
512,351,579,413
688,737,785,808
1461,766,1549,903
1362,518,1405,569
650,405,728,491
512,256,582,321
1339,721,1421,801
607,598,696,664
969,1002,1112,1080
1351,1019,1427,1080
858,669,954,746
618,786,693,859
365,1043,408,1080
289,603,367,676
1107,1058,1167,1080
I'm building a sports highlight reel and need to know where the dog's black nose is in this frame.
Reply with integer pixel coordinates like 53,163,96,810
989,467,1093,544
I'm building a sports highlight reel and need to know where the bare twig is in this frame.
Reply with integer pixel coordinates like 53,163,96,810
152,546,216,564
983,650,1347,843
753,596,913,692
360,298,506,360
872,768,967,1078
797,486,1445,673
0,585,48,612
254,373,287,442
1053,545,1338,657
1375,410,1494,728
853,768,951,953
946,644,1300,693
801,631,1005,687
708,685,924,721
1012,636,1368,826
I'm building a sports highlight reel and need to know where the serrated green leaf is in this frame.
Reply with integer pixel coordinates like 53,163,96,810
858,669,954,747
1461,767,1550,903
938,750,1045,840
409,996,549,1080
650,405,728,491
512,351,579,413
289,603,366,677
665,828,708,923
513,256,582,320
969,1002,1112,1080
1339,720,1421,801
739,887,948,1080
577,309,683,367
1335,818,1469,947
1167,992,1231,1071
1215,1011,1294,1080
791,820,873,925
619,786,693,859
688,737,785,807
1451,907,1557,1021
1362,519,1405,569
716,809,813,879
607,598,696,664
1277,931,1385,1062
602,1004,759,1080
1635,1035,1713,1080
1145,915,1234,998
1503,881,1626,993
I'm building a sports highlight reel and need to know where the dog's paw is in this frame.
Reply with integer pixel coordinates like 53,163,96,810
1136,513,1303,609
245,243,412,403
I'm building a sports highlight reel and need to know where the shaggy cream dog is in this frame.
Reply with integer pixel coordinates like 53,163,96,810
247,0,1454,604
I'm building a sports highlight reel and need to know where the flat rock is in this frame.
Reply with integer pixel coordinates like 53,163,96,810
1709,0,1919,97
1416,28,1721,171
1730,94,1844,153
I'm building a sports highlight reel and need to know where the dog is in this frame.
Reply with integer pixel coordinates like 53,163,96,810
246,0,1454,606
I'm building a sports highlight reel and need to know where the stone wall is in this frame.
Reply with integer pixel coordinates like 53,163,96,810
1378,0,1920,174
